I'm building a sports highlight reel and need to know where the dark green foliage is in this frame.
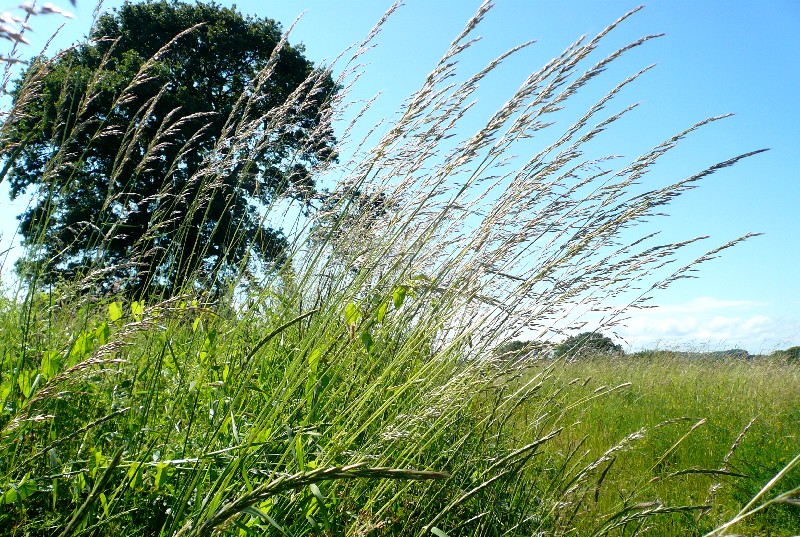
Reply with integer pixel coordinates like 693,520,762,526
770,346,800,365
784,346,800,364
1,0,336,296
555,331,623,359
632,349,755,362
496,339,529,356
708,348,753,360
494,339,552,361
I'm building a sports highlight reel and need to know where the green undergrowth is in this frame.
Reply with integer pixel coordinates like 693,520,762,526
2,294,799,535
0,289,469,535
0,289,608,535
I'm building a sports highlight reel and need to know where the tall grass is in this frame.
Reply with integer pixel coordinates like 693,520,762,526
515,353,800,535
0,1,792,535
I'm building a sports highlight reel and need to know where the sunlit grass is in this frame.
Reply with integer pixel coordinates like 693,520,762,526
505,354,800,535
0,1,795,535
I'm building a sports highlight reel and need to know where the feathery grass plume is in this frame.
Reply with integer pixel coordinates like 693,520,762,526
0,0,77,81
0,1,783,535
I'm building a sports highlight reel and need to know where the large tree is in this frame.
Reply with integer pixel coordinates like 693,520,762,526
1,0,336,296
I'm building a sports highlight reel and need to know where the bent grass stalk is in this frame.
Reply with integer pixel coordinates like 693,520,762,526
706,452,800,537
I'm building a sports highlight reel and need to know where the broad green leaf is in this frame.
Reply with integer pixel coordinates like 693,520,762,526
95,322,110,346
344,302,360,325
108,301,123,323
0,381,11,401
361,330,374,353
154,462,170,491
1,475,37,505
15,476,36,501
17,369,33,399
430,527,450,537
310,482,331,529
69,332,93,362
255,428,272,443
376,300,389,323
127,462,143,490
1,486,17,505
131,301,144,321
393,286,407,309
307,348,322,373
310,483,326,504
41,351,61,380
259,498,273,515
306,514,319,529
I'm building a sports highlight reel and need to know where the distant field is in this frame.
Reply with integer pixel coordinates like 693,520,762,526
506,353,800,535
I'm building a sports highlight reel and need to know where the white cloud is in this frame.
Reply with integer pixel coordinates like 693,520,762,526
615,297,800,354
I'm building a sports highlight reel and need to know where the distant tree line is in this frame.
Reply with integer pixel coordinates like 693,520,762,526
495,331,624,362
770,346,800,364
495,333,800,364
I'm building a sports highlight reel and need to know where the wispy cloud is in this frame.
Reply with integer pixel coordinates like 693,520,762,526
616,297,800,354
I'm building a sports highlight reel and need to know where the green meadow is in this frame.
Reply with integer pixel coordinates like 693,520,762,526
511,353,800,535
2,300,799,535
1,1,798,535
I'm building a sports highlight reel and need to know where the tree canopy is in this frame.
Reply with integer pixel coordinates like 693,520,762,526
494,339,553,361
1,0,337,296
555,331,623,359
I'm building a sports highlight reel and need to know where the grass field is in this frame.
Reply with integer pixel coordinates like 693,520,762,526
2,295,799,535
1,2,798,535
507,353,800,535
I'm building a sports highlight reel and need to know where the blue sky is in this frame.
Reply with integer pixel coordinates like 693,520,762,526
1,0,797,352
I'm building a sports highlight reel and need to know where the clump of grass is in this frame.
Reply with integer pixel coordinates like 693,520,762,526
0,1,788,535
